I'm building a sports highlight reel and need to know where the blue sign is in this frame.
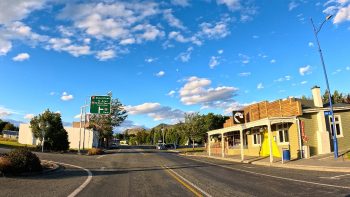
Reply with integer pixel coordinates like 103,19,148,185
324,111,332,116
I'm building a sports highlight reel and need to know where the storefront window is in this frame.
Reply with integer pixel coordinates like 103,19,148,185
252,129,261,146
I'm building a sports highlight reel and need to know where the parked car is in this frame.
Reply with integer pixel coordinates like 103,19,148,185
156,144,167,150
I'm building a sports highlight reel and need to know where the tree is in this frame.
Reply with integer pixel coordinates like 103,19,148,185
30,109,69,151
3,123,16,131
89,98,127,147
184,113,205,149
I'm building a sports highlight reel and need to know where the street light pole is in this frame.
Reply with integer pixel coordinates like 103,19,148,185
162,128,165,145
311,15,338,159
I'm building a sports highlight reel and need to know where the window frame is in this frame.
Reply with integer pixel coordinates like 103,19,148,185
328,115,343,138
277,123,290,145
251,129,261,146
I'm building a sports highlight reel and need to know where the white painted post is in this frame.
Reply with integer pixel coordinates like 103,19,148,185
268,123,273,163
240,129,244,161
221,133,225,158
208,134,211,156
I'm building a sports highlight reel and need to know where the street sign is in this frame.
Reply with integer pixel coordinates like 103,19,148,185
232,111,245,124
324,111,332,116
90,96,111,114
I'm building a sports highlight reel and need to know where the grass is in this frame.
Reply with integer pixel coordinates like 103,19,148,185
0,140,36,149
175,147,206,154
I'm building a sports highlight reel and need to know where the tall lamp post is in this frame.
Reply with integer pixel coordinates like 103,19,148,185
311,15,338,159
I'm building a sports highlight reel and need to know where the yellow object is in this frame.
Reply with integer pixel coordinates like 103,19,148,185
260,130,281,157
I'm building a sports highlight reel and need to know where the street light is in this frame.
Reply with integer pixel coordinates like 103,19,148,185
161,128,165,145
311,15,338,159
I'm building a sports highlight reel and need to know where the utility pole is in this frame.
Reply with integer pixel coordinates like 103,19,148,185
311,15,338,159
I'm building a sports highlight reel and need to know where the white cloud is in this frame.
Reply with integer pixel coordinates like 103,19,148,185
12,53,30,61
301,81,308,85
0,38,12,56
96,49,116,61
156,70,165,77
125,102,184,122
252,35,259,39
239,53,250,64
145,57,157,63
24,114,35,120
168,31,201,45
218,49,224,54
179,76,238,106
61,92,74,101
346,66,350,70
238,72,251,77
308,42,314,47
167,90,176,97
324,1,350,24
257,83,264,89
270,59,276,64
177,47,193,62
299,65,312,76
50,92,56,96
216,0,241,11
199,20,230,39
332,68,342,75
171,0,190,7
119,38,135,45
0,106,14,118
47,38,91,57
0,0,46,25
74,114,81,119
288,1,299,11
209,56,220,69
274,75,292,82
163,9,186,30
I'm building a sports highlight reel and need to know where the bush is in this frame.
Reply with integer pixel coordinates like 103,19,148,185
0,156,12,173
88,148,104,155
6,148,42,174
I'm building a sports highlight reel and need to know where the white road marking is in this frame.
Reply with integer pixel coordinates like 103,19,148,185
180,155,350,190
320,174,350,180
243,166,255,169
318,156,333,160
97,155,106,159
50,162,93,197
164,165,212,197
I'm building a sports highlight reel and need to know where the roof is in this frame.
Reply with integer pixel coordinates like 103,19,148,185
323,102,350,108
298,99,316,109
2,130,19,135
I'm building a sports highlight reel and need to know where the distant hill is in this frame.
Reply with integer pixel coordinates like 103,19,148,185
2,119,25,127
123,127,148,135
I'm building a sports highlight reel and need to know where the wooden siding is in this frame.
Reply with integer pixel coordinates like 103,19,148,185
223,98,302,128
330,111,350,152
299,113,319,156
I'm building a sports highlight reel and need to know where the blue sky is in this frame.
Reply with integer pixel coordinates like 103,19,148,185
0,0,349,131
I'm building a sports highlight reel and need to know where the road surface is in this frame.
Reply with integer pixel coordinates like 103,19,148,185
1,147,350,197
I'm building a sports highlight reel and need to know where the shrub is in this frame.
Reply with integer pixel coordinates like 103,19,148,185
88,148,104,155
0,156,12,173
7,148,42,174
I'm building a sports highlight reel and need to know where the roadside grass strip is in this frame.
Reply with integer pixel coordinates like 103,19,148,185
51,161,93,197
180,155,350,190
162,165,212,197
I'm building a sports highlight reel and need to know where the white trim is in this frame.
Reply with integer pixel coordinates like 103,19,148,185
276,123,290,145
251,131,262,147
328,115,344,138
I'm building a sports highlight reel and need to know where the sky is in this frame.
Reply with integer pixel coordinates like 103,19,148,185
0,0,350,132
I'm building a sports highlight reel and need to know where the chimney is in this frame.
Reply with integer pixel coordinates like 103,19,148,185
311,86,323,107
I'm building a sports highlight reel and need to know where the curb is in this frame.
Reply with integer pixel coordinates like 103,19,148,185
185,154,350,173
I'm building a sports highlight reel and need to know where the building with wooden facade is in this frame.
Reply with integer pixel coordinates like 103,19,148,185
207,87,350,162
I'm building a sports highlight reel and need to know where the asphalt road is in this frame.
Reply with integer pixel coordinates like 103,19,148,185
1,147,350,197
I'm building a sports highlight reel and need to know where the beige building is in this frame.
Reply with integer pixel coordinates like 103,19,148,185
207,87,350,162
18,123,99,149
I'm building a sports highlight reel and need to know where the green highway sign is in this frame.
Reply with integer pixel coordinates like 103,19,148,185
90,96,111,114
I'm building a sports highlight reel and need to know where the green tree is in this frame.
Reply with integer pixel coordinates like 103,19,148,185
344,94,350,104
184,113,205,149
89,98,127,147
2,123,16,131
30,109,69,151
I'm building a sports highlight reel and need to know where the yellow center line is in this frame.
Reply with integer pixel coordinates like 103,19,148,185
162,165,203,197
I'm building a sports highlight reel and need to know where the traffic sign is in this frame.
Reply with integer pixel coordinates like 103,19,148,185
324,111,332,116
90,96,111,114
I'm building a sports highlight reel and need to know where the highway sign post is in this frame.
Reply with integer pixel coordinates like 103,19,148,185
90,96,111,114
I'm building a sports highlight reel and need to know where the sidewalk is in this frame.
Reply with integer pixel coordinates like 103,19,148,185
184,152,350,173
